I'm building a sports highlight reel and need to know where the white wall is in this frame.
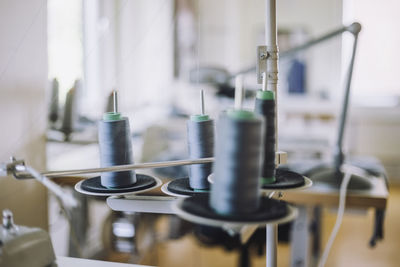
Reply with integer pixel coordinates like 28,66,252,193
0,0,48,229
344,0,400,97
198,0,343,98
117,0,174,111
349,107,400,182
82,0,174,120
344,0,400,181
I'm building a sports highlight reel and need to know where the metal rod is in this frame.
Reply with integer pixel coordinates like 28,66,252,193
14,157,214,179
280,25,350,58
265,0,277,46
265,0,279,159
200,89,205,115
265,2,278,267
262,72,267,91
334,30,360,172
266,224,278,267
234,75,244,110
24,165,78,207
113,90,118,113
230,23,359,78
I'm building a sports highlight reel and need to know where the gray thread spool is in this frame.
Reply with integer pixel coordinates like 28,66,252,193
187,118,214,190
98,94,136,188
254,89,276,185
98,116,136,188
210,110,264,215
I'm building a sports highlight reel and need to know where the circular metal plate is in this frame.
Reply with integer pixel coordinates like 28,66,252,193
75,174,162,197
161,181,189,198
261,176,313,193
161,178,210,198
208,174,312,192
172,196,298,228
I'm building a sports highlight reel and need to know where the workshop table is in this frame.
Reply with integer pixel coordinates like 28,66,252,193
281,174,388,267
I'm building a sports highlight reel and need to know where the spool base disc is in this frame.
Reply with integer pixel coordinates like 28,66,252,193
173,195,297,227
208,170,312,192
161,178,209,198
262,169,307,190
75,174,162,196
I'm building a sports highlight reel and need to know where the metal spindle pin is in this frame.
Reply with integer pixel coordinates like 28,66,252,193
234,75,244,110
2,209,14,229
262,72,267,91
113,90,118,113
200,89,205,115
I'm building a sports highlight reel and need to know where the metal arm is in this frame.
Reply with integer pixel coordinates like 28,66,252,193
334,23,361,172
255,22,361,173
280,22,360,58
2,157,214,179
235,22,361,77
1,157,77,207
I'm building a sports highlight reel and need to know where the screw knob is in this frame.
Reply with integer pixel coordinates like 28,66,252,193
2,209,14,229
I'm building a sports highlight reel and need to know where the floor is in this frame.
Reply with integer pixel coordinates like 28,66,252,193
320,186,399,267
144,186,400,267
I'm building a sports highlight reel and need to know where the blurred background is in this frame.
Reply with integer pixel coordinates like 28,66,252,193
0,0,399,266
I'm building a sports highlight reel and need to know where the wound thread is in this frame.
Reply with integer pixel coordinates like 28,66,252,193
254,92,276,185
187,118,214,190
210,111,264,215
98,117,136,188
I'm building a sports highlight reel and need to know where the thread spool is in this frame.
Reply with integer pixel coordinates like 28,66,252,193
187,116,214,190
49,78,59,124
187,90,214,190
209,110,264,215
98,92,136,188
254,74,276,185
60,86,77,141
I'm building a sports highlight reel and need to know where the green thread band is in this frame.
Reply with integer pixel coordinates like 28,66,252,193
103,112,122,121
193,188,210,193
262,177,276,185
256,90,275,100
227,109,256,120
190,114,210,122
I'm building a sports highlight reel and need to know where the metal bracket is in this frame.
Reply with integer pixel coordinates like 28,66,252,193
275,151,287,166
257,45,268,83
107,195,178,214
0,157,25,177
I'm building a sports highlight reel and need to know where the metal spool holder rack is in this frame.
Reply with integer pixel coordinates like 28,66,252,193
0,1,313,266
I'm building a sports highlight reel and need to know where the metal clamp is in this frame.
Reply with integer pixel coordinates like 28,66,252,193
275,151,287,166
0,157,25,177
257,45,268,83
257,45,279,87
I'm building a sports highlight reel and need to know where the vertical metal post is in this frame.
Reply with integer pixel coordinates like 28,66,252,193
113,90,118,113
266,224,278,267
68,191,88,257
290,206,312,267
334,33,360,172
265,0,279,154
265,0,277,47
200,89,205,115
265,1,279,267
